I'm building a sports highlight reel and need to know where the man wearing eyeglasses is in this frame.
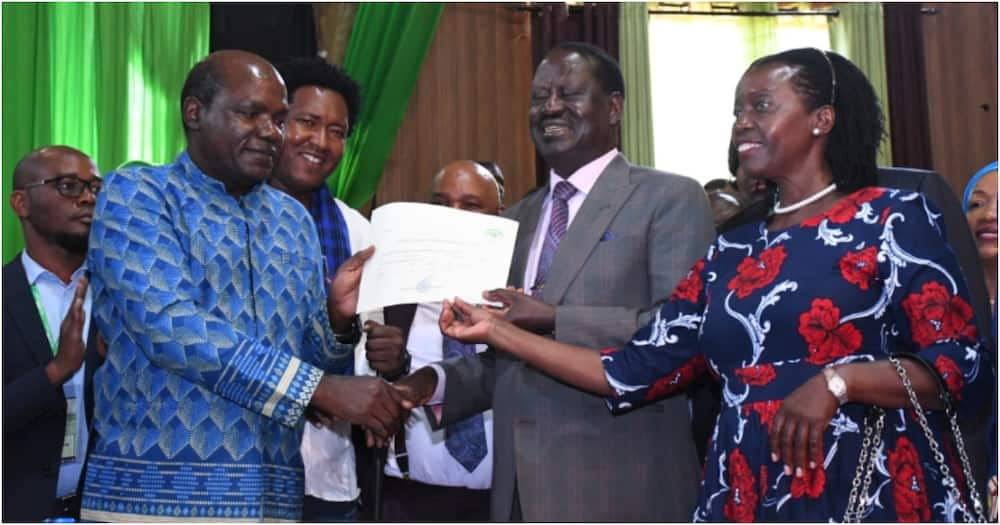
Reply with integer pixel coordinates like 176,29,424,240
3,145,104,522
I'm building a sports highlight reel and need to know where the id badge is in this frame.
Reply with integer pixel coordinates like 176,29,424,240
61,388,78,463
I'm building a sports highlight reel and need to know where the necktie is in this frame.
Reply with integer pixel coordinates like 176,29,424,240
532,181,577,296
443,335,488,472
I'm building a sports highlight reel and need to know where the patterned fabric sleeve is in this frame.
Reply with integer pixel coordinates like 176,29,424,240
881,193,989,417
89,169,325,428
602,257,709,413
306,272,354,376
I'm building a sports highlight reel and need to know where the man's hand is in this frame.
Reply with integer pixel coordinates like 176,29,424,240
326,246,375,332
364,321,407,377
309,374,411,445
393,367,439,408
482,288,555,334
45,275,89,385
304,407,337,429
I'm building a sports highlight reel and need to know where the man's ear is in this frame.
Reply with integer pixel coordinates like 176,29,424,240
608,91,624,127
182,96,204,131
812,105,835,136
10,190,29,219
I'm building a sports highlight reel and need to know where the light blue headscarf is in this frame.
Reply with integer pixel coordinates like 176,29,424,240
962,161,998,212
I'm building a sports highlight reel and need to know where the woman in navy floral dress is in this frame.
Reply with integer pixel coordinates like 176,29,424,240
437,48,989,522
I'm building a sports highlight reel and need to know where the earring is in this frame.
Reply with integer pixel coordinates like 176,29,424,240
812,128,821,136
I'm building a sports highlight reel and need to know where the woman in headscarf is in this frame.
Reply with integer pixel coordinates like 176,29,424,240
963,160,998,519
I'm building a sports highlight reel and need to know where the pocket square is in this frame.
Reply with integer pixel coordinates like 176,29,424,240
599,231,617,242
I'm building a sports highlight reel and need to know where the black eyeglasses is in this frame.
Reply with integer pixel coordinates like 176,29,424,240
22,176,102,198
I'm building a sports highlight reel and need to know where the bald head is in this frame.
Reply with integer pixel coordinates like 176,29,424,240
180,50,285,128
11,145,99,257
180,50,287,196
13,145,94,188
430,160,503,215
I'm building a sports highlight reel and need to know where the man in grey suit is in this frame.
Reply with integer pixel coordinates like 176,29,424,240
396,42,715,521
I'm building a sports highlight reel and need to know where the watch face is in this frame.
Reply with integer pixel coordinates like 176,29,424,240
828,375,847,403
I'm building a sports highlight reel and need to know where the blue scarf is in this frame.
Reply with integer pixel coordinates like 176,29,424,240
309,184,352,278
962,160,998,212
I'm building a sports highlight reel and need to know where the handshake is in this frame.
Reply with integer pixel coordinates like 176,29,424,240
312,242,559,447
305,321,440,448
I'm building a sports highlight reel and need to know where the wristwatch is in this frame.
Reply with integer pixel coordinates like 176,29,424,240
382,349,412,382
333,315,361,345
822,367,849,405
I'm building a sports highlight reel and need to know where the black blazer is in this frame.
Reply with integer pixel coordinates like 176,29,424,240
2,255,101,522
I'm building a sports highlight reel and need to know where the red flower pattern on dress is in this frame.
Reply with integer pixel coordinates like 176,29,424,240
723,448,758,523
798,298,863,364
790,464,826,499
839,246,879,290
671,260,705,303
741,400,782,432
888,436,931,522
802,187,886,227
734,364,777,386
644,355,707,401
880,207,892,225
903,281,978,348
728,245,787,299
934,354,965,401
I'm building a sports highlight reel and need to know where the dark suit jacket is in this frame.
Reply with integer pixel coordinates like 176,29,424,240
437,154,716,521
2,255,101,522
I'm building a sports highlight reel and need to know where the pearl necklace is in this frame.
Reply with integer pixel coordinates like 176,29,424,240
772,183,838,215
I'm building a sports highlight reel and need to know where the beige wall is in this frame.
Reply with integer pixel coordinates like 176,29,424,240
373,3,537,211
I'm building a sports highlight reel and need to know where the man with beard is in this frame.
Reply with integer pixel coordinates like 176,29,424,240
396,42,714,521
268,56,406,523
80,50,408,522
3,146,104,522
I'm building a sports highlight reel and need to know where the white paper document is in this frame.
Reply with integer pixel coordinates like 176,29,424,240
356,202,519,313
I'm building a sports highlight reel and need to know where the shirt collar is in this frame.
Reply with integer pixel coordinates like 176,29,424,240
547,148,619,197
178,150,268,199
21,250,87,286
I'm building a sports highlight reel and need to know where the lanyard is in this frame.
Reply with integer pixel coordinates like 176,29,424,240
29,283,58,355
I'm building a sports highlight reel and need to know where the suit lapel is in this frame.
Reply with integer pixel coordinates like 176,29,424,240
541,155,637,304
506,188,547,288
4,255,54,366
383,303,418,343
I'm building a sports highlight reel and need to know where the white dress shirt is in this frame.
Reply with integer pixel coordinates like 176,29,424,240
363,303,494,489
300,198,372,503
21,251,91,498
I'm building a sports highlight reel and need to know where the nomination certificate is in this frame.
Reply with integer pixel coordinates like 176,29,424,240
356,202,518,313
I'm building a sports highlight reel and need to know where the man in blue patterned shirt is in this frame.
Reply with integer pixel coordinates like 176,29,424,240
80,50,408,522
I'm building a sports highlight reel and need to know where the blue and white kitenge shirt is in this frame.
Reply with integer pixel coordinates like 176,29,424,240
81,152,353,522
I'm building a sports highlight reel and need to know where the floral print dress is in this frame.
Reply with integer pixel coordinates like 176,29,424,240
601,188,989,522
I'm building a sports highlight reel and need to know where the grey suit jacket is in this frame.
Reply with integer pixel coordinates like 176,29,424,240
437,154,716,521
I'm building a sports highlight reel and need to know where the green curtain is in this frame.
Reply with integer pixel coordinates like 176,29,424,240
741,3,779,63
828,3,894,167
2,2,209,263
334,2,443,209
618,2,655,167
